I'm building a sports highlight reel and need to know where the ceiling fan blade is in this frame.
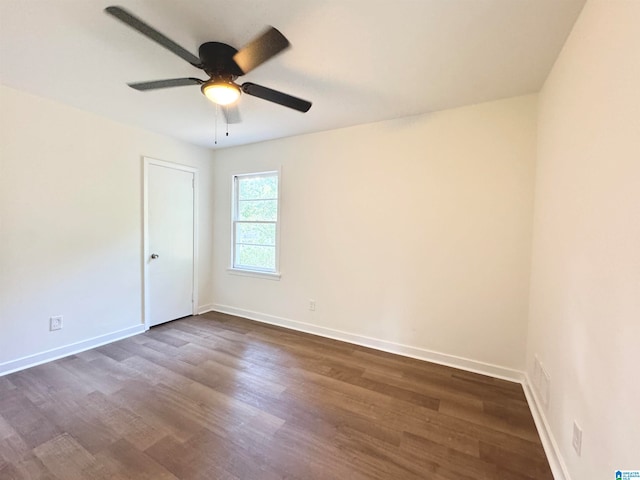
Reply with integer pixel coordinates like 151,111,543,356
105,6,201,67
222,104,242,124
233,27,290,74
241,82,312,112
128,78,204,91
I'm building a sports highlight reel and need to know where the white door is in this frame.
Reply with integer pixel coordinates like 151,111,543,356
146,162,195,327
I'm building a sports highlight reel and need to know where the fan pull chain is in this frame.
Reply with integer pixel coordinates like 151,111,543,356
214,104,218,145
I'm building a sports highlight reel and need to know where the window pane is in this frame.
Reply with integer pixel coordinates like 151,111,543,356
238,175,278,200
238,199,277,221
235,244,276,271
232,172,279,273
236,223,276,246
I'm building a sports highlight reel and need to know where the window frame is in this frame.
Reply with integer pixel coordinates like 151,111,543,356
228,169,281,280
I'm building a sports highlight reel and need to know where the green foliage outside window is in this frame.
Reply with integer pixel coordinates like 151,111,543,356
234,173,278,272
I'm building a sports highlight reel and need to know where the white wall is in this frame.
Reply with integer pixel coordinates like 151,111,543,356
212,94,537,372
0,85,214,369
527,0,640,477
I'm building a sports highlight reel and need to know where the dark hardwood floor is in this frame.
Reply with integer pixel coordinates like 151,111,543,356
0,312,552,480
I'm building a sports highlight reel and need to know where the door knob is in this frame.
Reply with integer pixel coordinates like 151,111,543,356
151,253,159,259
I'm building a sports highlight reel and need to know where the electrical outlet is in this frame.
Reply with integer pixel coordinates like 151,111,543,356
572,421,582,456
309,300,316,311
50,315,63,331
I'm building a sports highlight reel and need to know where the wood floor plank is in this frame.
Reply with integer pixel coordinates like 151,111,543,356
145,434,241,480
439,397,541,442
32,433,112,480
93,438,178,480
0,454,58,480
0,312,553,479
0,416,17,442
79,391,166,451
400,430,499,479
0,433,30,467
0,390,62,450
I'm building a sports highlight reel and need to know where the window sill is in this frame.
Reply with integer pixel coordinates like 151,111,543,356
227,268,281,280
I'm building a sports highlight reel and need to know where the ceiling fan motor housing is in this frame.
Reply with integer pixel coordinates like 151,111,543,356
198,42,244,78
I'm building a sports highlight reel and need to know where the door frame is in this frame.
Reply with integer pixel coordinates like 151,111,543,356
142,157,199,330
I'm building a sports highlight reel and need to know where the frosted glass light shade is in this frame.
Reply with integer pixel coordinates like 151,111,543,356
201,81,241,105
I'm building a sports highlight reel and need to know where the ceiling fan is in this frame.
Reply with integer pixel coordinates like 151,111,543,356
104,6,312,123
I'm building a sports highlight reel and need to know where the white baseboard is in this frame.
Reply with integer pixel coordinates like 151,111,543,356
0,324,146,377
209,303,523,383
197,303,214,315
522,374,571,480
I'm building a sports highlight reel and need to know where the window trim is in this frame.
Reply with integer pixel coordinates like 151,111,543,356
229,169,281,279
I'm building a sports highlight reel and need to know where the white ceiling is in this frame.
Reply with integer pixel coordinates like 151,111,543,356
0,0,585,149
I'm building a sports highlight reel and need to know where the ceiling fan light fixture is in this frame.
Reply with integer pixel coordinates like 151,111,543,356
201,80,241,105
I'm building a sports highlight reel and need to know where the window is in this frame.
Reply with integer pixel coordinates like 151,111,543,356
231,171,279,275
